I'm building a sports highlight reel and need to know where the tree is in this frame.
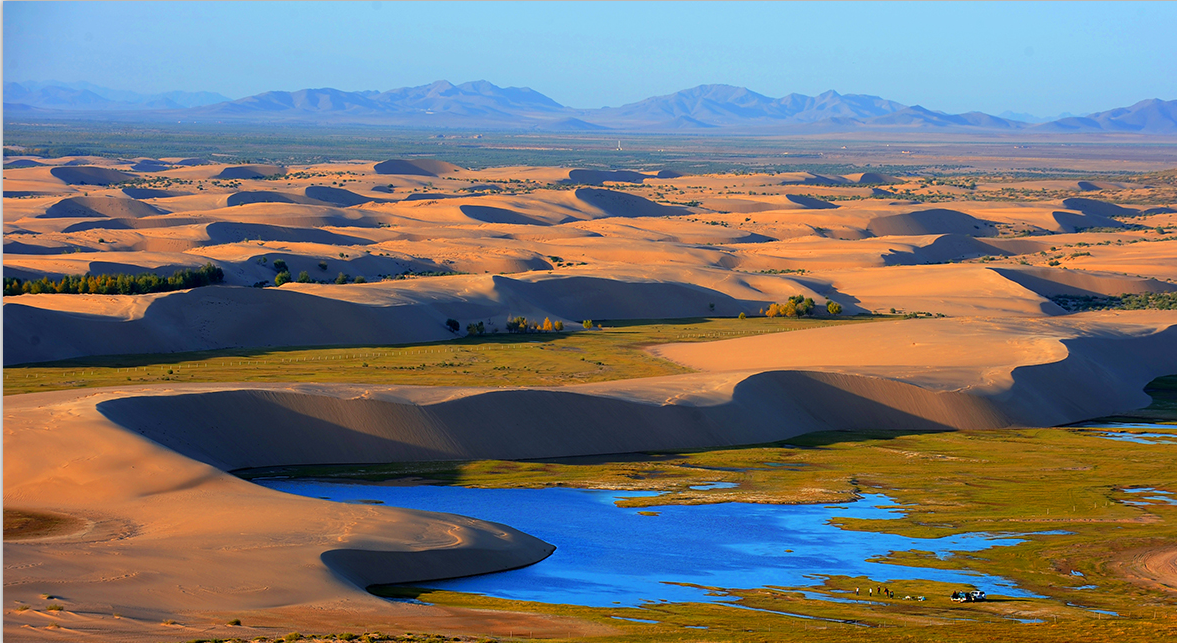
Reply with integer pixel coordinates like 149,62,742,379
738,312,746,320
297,270,311,283
335,272,350,284
542,317,554,331
446,318,460,333
554,320,564,331
274,270,292,286
272,259,288,273
353,276,366,283
827,300,843,315
466,321,485,335
582,319,593,329
506,316,528,333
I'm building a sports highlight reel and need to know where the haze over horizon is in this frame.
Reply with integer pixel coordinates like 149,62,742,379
5,1,1175,120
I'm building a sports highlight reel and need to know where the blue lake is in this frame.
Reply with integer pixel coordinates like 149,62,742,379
1077,422,1177,445
259,480,1044,608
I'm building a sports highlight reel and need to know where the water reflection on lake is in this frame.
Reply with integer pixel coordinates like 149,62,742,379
259,479,1046,608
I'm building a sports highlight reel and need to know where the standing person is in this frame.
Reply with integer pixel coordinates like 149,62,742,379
855,587,860,596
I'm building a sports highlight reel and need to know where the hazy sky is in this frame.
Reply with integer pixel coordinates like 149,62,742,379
5,1,1174,117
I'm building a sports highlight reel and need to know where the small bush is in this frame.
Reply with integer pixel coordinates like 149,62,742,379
46,604,63,611
445,318,460,332
318,261,328,271
827,301,843,315
335,272,350,285
582,319,593,329
274,270,292,286
284,633,303,642
227,618,241,626
297,270,311,283
738,312,746,320
272,259,288,273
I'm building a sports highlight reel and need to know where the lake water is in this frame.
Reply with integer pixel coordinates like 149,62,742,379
1077,422,1177,445
259,479,1044,608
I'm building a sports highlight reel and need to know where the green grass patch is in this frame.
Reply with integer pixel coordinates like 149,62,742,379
2,315,881,396
255,412,1177,640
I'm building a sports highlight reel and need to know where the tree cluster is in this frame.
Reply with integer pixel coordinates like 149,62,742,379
505,316,564,333
4,263,224,297
764,295,817,318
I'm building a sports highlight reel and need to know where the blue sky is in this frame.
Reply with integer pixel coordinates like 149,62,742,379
5,1,1174,117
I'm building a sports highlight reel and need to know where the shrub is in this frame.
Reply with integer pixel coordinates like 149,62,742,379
274,271,292,286
542,317,554,331
827,301,843,315
466,321,485,335
318,261,329,271
335,273,350,285
272,259,288,273
582,319,593,329
353,276,366,284
554,320,564,331
446,318,460,333
738,312,746,319
227,618,241,626
297,270,311,283
46,604,63,611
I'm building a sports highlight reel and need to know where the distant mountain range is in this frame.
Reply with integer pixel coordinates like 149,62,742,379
5,79,1175,134
5,81,231,111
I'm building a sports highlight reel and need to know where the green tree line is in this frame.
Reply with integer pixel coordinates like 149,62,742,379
3,263,224,297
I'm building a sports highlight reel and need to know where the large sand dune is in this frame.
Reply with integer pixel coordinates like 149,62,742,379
40,196,168,219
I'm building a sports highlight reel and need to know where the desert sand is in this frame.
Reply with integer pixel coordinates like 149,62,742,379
5,157,1177,640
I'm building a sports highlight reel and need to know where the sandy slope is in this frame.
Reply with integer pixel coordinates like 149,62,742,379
3,387,568,642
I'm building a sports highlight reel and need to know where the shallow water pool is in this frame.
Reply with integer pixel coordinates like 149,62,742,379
259,480,1045,608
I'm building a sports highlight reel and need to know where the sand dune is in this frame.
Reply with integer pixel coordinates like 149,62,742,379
1062,197,1139,218
990,266,1177,298
4,159,45,169
573,187,690,218
48,165,134,185
225,190,324,206
374,159,463,176
844,172,901,185
783,194,839,209
867,208,998,237
204,221,376,246
460,204,558,225
563,169,654,185
1051,209,1125,233
39,196,168,219
212,164,285,179
4,387,556,634
305,185,379,206
121,186,183,199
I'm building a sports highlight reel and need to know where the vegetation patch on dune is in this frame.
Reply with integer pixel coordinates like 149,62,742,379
3,509,85,541
2,315,881,395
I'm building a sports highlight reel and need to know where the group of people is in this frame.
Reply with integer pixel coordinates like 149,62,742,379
855,586,895,598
